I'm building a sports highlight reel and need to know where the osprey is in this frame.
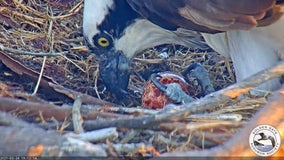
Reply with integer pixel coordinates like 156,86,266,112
83,0,284,96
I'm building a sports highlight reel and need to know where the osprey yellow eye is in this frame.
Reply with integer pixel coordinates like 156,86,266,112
97,37,109,47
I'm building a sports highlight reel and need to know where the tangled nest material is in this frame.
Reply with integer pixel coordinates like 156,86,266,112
0,0,283,157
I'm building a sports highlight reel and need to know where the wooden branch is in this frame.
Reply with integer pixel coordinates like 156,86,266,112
0,96,127,122
0,112,155,157
0,126,107,157
0,96,71,121
159,85,284,157
100,106,159,115
66,127,118,142
158,60,284,115
4,49,282,131
0,111,107,157
72,96,84,134
73,61,284,130
49,82,119,106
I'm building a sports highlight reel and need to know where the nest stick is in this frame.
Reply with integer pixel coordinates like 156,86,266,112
83,61,284,130
159,85,284,157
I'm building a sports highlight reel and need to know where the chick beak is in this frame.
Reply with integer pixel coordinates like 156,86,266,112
97,48,130,96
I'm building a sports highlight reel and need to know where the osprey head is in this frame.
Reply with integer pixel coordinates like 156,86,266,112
83,0,208,96
83,0,140,96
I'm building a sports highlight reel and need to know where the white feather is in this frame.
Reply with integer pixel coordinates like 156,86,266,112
202,17,284,94
115,19,205,58
83,0,114,45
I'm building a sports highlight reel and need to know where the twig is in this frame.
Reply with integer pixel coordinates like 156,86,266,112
160,121,243,131
59,53,86,72
79,61,284,130
187,113,242,121
0,96,72,121
211,97,266,114
48,82,120,106
72,96,84,134
0,43,68,56
49,0,84,20
93,67,102,99
12,0,49,20
0,96,130,124
0,110,107,156
0,51,59,87
0,126,107,157
66,127,118,142
0,6,44,24
32,56,47,95
0,112,155,156
158,85,284,157
157,60,284,115
101,106,159,115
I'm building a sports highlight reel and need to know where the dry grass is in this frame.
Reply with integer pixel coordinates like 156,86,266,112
0,0,275,157
0,0,237,105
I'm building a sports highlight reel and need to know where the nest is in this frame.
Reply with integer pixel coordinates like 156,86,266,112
0,0,283,157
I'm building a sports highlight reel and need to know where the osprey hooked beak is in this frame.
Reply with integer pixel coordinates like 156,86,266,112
89,46,130,95
82,0,135,95
83,0,208,96
83,29,131,95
